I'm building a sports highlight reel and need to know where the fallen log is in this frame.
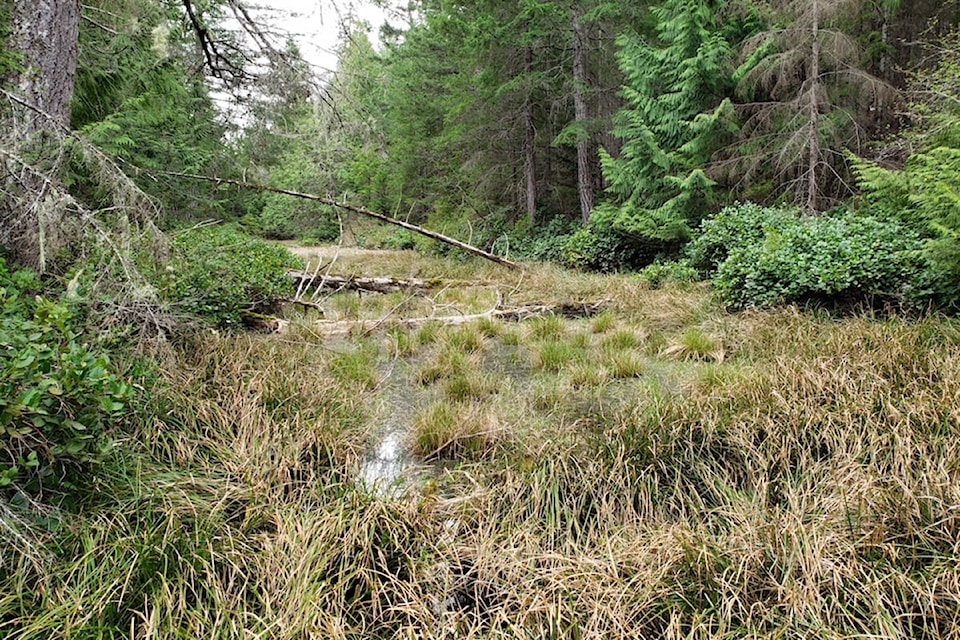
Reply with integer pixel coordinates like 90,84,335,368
154,170,520,270
289,270,436,295
314,299,610,336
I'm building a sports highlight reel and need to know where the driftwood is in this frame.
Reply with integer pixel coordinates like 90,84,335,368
289,270,436,295
313,299,610,336
156,170,520,270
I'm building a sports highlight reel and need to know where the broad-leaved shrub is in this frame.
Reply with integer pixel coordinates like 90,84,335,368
686,202,796,275
713,213,925,309
562,208,670,272
166,226,302,326
0,259,130,491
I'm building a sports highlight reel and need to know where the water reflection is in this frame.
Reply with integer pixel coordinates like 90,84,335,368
358,429,419,496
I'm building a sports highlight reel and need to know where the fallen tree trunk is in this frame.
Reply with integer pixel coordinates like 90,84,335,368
156,170,520,270
313,299,610,336
289,270,436,295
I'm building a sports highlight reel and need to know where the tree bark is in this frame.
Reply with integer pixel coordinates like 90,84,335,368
289,271,436,295
523,45,537,224
312,299,611,336
10,0,80,128
2,0,80,268
571,3,594,224
805,0,821,212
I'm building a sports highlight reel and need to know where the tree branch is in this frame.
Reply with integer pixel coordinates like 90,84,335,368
155,170,521,270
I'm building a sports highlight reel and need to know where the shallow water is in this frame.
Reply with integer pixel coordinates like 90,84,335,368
358,428,421,496
356,358,430,497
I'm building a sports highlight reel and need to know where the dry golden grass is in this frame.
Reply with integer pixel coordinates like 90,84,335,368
4,248,960,639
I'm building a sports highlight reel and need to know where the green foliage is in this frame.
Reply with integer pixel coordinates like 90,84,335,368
598,0,743,252
72,6,230,221
850,29,960,306
713,212,926,309
724,0,894,209
163,226,302,326
299,214,342,245
259,145,339,241
505,215,580,263
0,1,22,77
563,207,675,272
854,149,960,307
686,202,797,275
372,229,418,251
0,259,130,492
638,259,699,288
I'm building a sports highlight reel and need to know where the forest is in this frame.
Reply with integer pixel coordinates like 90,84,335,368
1,0,960,637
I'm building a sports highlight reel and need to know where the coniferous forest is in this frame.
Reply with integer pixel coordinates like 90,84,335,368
2,1,960,638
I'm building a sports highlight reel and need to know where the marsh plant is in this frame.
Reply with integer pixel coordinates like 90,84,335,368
4,253,960,640
533,339,583,372
411,400,504,460
663,326,726,362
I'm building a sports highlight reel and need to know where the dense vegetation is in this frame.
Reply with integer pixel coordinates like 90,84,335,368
1,0,960,637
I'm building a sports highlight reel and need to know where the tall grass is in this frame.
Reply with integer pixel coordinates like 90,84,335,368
3,251,959,639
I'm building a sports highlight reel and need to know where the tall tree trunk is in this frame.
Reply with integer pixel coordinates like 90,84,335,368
572,3,594,224
11,0,80,127
523,45,537,224
805,0,821,212
2,0,80,268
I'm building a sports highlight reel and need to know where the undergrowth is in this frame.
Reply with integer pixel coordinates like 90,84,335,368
2,252,959,639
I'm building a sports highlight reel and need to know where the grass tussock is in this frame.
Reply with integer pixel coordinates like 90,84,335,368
4,247,960,639
441,371,500,402
411,401,506,460
414,346,472,384
533,339,583,372
601,349,645,379
663,326,726,362
442,323,486,354
327,340,381,388
526,313,566,340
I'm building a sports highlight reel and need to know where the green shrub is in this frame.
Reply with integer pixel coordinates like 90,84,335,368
855,148,960,308
165,225,303,326
562,207,671,272
0,260,130,492
686,202,796,275
638,259,699,288
372,228,418,250
300,210,341,244
506,215,580,263
713,213,926,309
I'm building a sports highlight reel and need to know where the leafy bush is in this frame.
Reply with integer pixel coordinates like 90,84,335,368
0,260,130,491
638,259,700,288
855,148,960,307
257,145,334,240
372,228,418,251
713,213,926,309
686,202,796,275
300,210,341,245
562,207,670,272
850,30,960,309
165,226,303,326
504,215,580,263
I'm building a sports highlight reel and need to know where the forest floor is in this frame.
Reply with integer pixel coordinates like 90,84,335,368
5,246,960,639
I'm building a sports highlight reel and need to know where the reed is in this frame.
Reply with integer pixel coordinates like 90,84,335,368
3,249,959,639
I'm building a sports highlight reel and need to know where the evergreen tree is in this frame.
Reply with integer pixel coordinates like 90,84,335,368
1,0,80,267
73,0,230,221
724,0,898,210
596,0,743,250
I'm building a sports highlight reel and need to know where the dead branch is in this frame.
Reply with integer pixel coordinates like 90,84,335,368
154,170,520,270
289,271,436,295
282,297,325,313
311,299,610,336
